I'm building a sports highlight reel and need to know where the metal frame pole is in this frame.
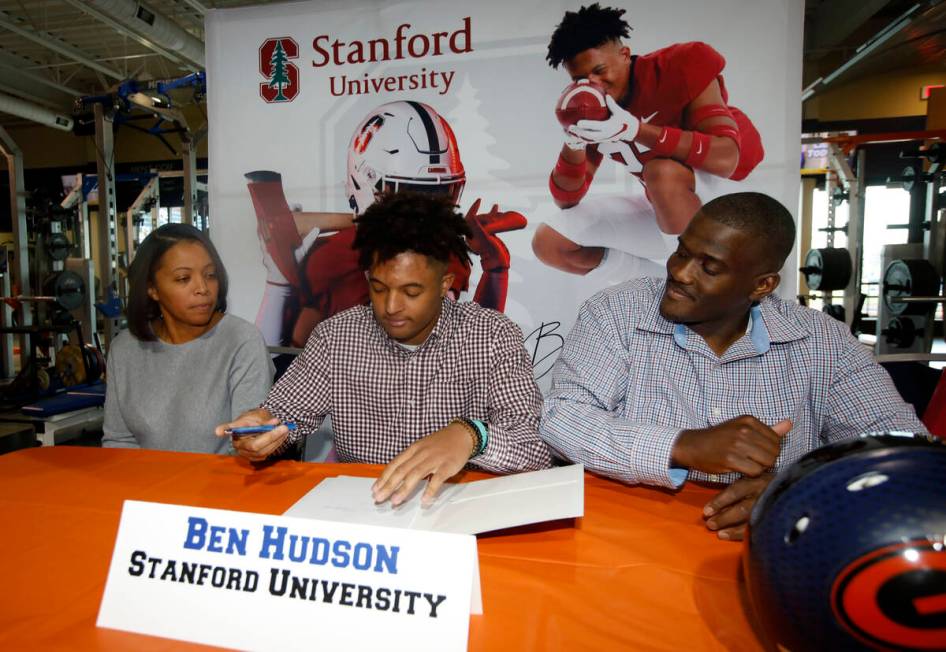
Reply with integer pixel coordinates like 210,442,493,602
181,124,207,228
843,149,866,330
182,137,197,226
798,177,816,297
0,272,13,377
0,125,31,372
125,175,158,263
93,103,120,347
827,144,863,329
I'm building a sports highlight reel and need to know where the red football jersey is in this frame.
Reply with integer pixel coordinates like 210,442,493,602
590,41,763,181
301,227,367,320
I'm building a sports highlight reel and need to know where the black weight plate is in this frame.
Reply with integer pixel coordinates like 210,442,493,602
883,259,939,316
43,271,86,311
802,248,851,291
45,233,71,261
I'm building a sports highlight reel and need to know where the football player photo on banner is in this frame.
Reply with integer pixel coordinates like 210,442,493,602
206,0,802,386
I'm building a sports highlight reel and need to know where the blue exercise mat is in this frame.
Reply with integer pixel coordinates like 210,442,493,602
21,381,106,418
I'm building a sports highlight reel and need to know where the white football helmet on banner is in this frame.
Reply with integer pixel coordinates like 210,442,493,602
346,100,466,215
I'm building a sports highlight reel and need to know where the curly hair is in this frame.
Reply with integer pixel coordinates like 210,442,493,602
546,3,632,69
352,191,471,271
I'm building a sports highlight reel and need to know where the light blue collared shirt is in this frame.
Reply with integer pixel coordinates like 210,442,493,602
668,304,767,486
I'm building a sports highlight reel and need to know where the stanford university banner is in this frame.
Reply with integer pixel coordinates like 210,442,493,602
206,0,802,387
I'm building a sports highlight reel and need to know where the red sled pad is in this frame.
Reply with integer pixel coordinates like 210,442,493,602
245,170,302,287
922,369,946,439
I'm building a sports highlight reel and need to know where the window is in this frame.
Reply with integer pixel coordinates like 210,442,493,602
861,186,910,318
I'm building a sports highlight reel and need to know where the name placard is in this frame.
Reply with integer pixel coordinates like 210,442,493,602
97,500,481,651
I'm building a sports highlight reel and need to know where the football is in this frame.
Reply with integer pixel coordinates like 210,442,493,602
555,79,609,129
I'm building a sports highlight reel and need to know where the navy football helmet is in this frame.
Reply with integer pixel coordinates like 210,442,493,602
743,433,946,651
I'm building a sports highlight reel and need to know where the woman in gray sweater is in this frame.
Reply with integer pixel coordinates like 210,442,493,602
103,224,273,453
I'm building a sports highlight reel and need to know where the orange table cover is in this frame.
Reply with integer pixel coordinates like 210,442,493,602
0,447,765,651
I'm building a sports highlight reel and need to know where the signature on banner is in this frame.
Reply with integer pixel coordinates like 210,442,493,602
524,321,564,380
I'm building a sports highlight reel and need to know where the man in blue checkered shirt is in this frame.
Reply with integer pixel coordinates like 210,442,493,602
540,191,928,541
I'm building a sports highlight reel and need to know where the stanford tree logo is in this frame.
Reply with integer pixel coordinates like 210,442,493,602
259,37,299,103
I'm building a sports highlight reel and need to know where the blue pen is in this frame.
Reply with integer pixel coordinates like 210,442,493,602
226,423,297,437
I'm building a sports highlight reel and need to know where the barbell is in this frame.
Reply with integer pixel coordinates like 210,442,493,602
1,271,86,312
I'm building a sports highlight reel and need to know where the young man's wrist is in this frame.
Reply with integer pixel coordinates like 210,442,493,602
450,419,479,458
449,418,489,458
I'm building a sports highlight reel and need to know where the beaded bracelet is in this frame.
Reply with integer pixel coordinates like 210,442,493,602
464,418,489,457
450,419,481,459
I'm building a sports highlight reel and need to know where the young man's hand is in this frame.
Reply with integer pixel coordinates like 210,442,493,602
372,422,475,507
215,409,289,462
704,473,774,541
672,416,792,476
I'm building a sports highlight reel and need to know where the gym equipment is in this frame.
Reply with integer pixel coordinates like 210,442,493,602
744,433,946,651
796,138,865,331
899,163,920,191
53,316,104,390
45,232,71,261
55,343,104,387
897,141,943,193
800,247,852,292
882,258,942,316
821,304,845,322
0,313,104,406
876,135,945,356
799,246,863,329
876,244,938,354
0,271,87,314
20,381,106,419
801,131,945,350
881,316,917,348
55,344,86,386
42,271,86,312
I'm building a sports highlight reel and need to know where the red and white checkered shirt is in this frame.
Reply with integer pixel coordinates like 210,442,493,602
262,299,551,472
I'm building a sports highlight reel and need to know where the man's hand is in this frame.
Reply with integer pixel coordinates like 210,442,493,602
569,95,640,145
672,417,792,476
464,199,527,271
372,422,475,507
704,474,774,541
215,409,290,462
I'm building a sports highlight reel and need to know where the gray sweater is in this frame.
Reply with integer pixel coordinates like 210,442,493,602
103,314,274,453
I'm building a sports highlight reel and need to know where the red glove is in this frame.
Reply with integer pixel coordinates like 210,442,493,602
464,199,527,313
464,198,527,272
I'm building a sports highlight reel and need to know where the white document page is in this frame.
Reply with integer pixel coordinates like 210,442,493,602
284,464,584,535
